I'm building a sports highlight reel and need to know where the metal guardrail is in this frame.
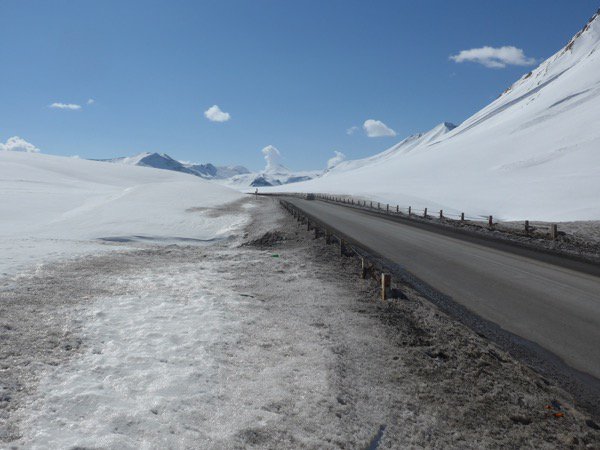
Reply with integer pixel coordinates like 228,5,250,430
262,191,562,241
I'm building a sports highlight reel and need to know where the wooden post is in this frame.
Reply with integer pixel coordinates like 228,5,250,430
524,220,530,234
488,215,493,227
381,273,391,301
423,207,427,218
408,206,412,216
439,210,443,219
461,212,465,221
377,202,380,210
386,204,389,214
361,258,368,279
370,201,373,209
550,224,558,240
396,205,399,213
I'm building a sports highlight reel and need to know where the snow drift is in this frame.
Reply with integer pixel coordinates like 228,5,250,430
267,11,600,221
0,151,245,274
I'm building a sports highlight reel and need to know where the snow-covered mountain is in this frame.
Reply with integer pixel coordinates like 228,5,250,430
325,122,457,174
99,151,317,188
268,9,600,221
217,145,321,189
100,152,250,180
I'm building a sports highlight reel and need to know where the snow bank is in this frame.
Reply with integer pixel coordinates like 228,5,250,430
0,151,244,275
265,12,600,221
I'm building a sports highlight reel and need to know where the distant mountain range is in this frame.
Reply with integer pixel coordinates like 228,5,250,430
98,152,250,180
98,152,321,188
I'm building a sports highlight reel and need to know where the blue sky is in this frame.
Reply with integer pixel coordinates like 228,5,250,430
1,1,598,171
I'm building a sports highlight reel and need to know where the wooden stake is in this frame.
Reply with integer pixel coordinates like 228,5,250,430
408,206,412,216
488,215,493,227
461,212,465,221
439,210,443,219
381,273,391,301
525,220,530,234
361,258,368,279
386,204,389,213
550,224,558,240
423,207,427,218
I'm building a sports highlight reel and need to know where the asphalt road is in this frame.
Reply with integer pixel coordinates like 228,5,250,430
287,198,600,381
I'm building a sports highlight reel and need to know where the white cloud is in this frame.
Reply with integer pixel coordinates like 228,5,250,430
49,102,82,110
0,136,40,153
346,126,358,135
87,98,95,105
261,145,283,172
363,119,396,138
204,105,231,122
327,150,346,169
450,46,536,69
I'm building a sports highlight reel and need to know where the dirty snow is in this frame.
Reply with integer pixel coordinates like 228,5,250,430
3,198,599,448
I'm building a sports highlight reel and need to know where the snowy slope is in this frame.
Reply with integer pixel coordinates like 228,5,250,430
268,10,600,221
0,151,245,275
326,122,456,174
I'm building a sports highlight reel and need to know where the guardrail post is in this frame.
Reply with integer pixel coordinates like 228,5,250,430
488,215,493,228
423,208,427,218
381,273,391,301
361,258,368,279
461,212,465,221
339,239,346,256
550,224,558,240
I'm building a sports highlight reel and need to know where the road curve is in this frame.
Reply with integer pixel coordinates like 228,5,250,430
287,198,600,380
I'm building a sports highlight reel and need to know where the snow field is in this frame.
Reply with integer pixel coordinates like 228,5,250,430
0,151,246,275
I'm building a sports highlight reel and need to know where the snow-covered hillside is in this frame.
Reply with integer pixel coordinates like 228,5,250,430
0,151,246,275
100,152,250,179
268,11,600,221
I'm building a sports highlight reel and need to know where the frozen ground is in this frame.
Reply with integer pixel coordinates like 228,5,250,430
2,197,599,448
